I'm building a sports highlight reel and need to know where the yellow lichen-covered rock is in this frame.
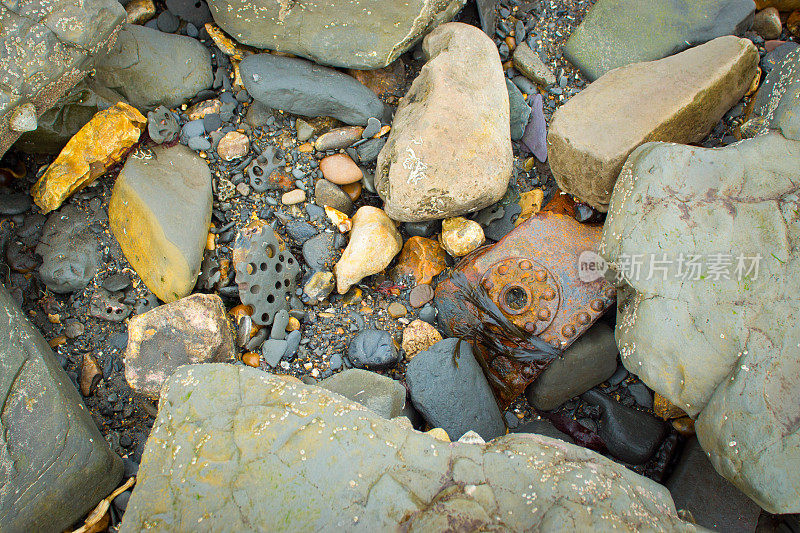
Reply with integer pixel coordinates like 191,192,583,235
31,102,146,213
109,144,212,302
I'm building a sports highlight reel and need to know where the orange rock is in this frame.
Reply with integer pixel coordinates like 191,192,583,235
297,142,314,153
402,319,443,359
671,416,696,436
505,36,516,51
346,59,406,98
515,188,544,227
229,304,254,321
392,236,448,285
787,10,800,36
654,392,687,420
541,189,576,217
31,102,146,213
341,181,362,201
242,352,261,367
319,153,363,185
186,99,221,120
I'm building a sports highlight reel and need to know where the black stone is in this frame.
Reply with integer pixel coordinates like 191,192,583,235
347,329,398,370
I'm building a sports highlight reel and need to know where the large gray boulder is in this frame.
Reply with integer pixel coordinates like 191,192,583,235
563,0,755,81
207,0,465,69
376,22,512,222
120,364,700,531
0,285,122,531
0,0,125,157
599,86,800,510
94,24,212,111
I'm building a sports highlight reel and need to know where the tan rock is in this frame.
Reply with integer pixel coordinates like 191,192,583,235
392,236,448,285
402,319,443,359
125,0,155,24
324,205,351,232
217,131,249,160
753,7,782,39
439,216,485,257
319,153,362,185
186,99,221,120
281,188,306,205
425,427,451,442
31,102,146,214
314,126,364,151
334,206,402,294
515,188,544,227
513,42,555,87
80,353,103,396
375,22,512,221
548,36,758,211
755,0,800,10
124,293,234,396
347,59,406,99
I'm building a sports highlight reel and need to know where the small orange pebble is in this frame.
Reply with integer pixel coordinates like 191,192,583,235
335,327,345,335
360,306,373,314
298,142,314,153
505,36,516,50
48,313,61,324
229,304,254,320
502,60,514,70
376,125,391,138
286,316,300,332
206,232,216,251
49,335,66,348
341,181,362,201
242,352,260,367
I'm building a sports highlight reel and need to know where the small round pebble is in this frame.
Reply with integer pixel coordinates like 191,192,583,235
282,189,307,205
388,302,407,318
156,10,179,32
242,352,260,367
409,284,434,308
418,304,437,324
319,153,363,185
348,329,398,370
64,321,85,339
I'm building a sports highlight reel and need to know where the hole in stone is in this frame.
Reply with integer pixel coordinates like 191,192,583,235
253,166,263,177
275,263,283,273
250,285,260,294
275,281,282,289
247,263,256,275
261,313,268,322
267,294,275,303
265,245,274,258
279,254,285,262
260,263,267,271
504,286,528,311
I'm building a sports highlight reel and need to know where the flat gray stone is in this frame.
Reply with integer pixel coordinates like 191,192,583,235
0,285,122,531
36,204,99,294
319,369,405,419
563,0,755,81
207,0,465,69
119,364,701,531
94,24,212,111
0,0,125,157
240,53,389,126
406,338,504,441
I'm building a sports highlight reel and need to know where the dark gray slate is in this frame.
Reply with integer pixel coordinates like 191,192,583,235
751,45,799,141
0,0,125,157
563,0,755,81
36,205,99,293
406,338,504,441
241,54,390,126
347,329,399,370
0,284,122,531
506,78,530,141
667,437,761,532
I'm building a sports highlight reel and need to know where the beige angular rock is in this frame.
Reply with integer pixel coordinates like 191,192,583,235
124,294,234,396
753,7,782,39
216,130,249,160
402,319,443,359
376,22,512,222
548,36,758,211
513,42,556,87
334,206,402,294
439,216,485,257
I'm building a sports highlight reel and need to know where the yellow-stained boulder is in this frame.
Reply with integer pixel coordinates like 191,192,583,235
31,102,146,213
109,144,212,302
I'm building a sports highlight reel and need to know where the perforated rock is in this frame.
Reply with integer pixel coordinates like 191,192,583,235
234,223,300,325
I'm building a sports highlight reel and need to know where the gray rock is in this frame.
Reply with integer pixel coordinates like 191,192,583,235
0,285,122,531
599,125,800,510
36,205,99,293
406,338,504,441
207,0,465,69
582,389,667,465
512,42,555,87
526,322,618,411
520,93,547,162
0,0,125,157
147,106,180,144
120,364,701,531
667,437,761,533
748,45,799,141
563,0,755,81
302,232,342,272
124,293,234,396
512,419,571,443
354,136,386,163
314,178,353,215
283,330,301,359
270,309,290,340
762,42,799,74
506,79,530,142
240,54,389,126
166,0,212,26
347,329,399,370
262,338,288,367
320,368,405,419
376,23,512,222
94,24,212,111
245,101,273,129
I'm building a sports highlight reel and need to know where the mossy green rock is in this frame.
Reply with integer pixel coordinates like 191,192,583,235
0,285,122,531
208,0,465,69
563,0,755,81
121,364,701,531
600,129,800,513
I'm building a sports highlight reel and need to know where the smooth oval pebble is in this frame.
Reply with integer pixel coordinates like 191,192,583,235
319,153,362,185
315,126,364,151
282,189,307,205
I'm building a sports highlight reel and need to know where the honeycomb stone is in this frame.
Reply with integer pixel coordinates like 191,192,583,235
120,364,699,531
233,222,300,325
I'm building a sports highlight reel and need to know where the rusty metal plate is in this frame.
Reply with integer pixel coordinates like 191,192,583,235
434,211,615,407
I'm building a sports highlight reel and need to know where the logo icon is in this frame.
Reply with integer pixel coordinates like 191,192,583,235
577,251,608,282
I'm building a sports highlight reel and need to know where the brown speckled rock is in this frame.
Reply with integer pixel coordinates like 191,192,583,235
120,364,701,532
123,294,234,396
